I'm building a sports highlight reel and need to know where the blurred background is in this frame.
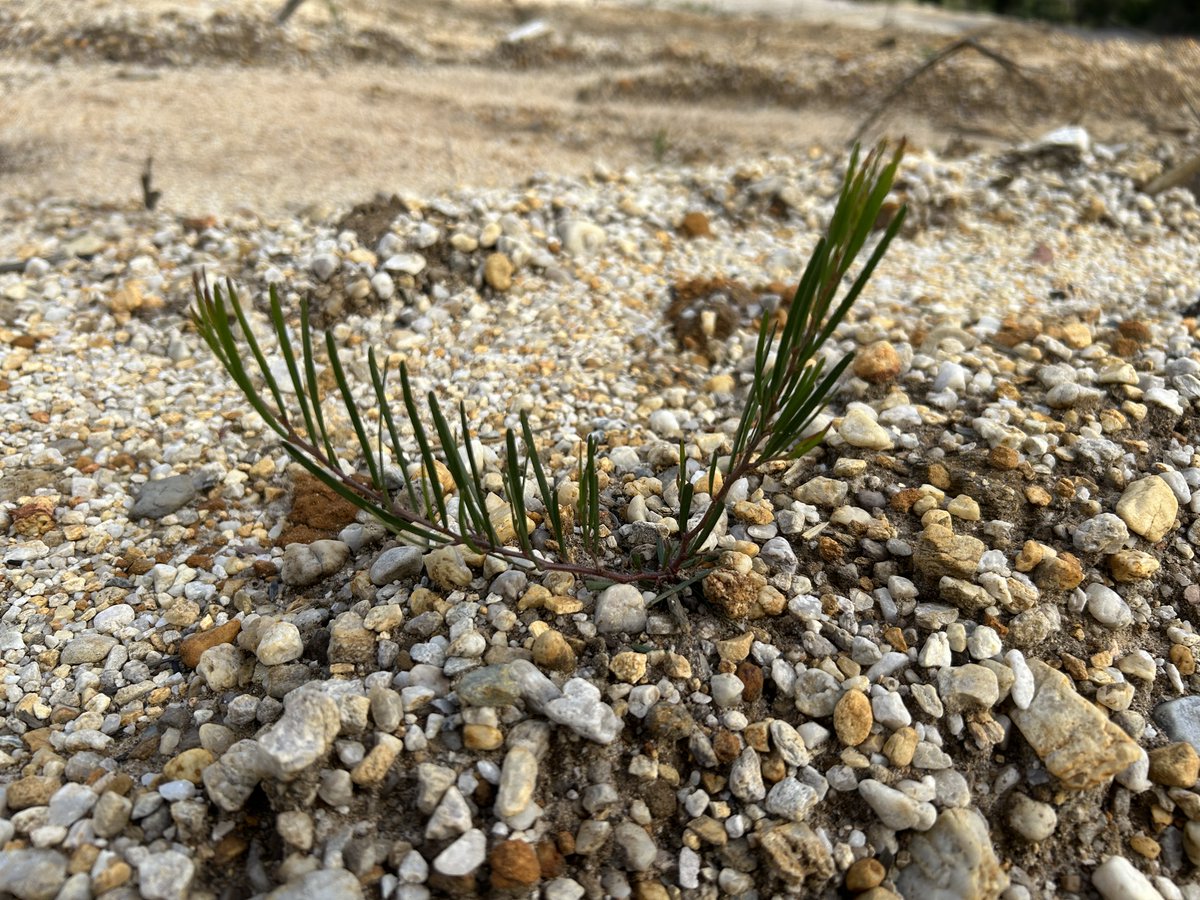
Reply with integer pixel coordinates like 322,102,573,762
0,0,1196,216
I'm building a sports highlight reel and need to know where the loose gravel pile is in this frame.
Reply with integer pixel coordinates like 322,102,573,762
3,130,1200,900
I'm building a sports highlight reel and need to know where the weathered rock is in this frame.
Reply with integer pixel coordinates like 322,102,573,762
489,839,541,891
853,340,902,383
197,644,244,692
265,869,364,900
1007,793,1057,842
839,406,893,450
258,688,342,779
1109,550,1160,582
938,664,1000,713
256,622,304,666
834,689,873,746
757,822,834,887
1010,660,1140,789
1116,475,1178,543
896,808,1009,900
130,474,195,519
369,545,424,585
1091,856,1165,900
425,546,473,590
1154,697,1200,752
702,568,772,619
0,849,67,900
7,775,59,810
593,584,647,634
914,525,985,580
1147,742,1199,788
60,634,117,665
137,851,194,900
1072,513,1130,554
544,678,622,744
328,612,375,665
281,540,348,587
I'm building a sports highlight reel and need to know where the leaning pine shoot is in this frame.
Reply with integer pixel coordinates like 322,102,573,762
192,140,907,598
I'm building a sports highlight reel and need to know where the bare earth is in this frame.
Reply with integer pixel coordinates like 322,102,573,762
2,0,1198,217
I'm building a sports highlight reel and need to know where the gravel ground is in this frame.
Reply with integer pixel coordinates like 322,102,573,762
5,3,1200,900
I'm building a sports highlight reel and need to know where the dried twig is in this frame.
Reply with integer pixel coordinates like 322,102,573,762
852,37,1037,146
141,156,162,211
275,0,306,25
1144,155,1200,196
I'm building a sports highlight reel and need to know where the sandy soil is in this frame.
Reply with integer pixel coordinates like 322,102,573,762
0,0,1197,217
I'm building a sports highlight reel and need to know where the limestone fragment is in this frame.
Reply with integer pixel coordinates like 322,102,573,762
1010,660,1140,789
896,808,1009,900
1116,475,1178,543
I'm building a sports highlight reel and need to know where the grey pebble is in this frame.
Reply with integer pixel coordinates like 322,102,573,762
130,473,196,519
370,546,425,585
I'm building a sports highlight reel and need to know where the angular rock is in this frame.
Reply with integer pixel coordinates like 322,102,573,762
328,612,375,665
426,785,473,840
265,869,364,900
914,525,985,581
1010,659,1140,789
614,822,657,872
937,664,1000,714
544,678,622,744
416,763,458,815
757,822,834,887
896,808,1009,900
702,568,773,619
434,828,487,876
258,688,342,779
765,777,819,822
47,782,97,826
137,851,194,900
425,546,473,590
1072,513,1130,554
729,747,766,802
489,840,541,891
203,739,269,811
92,791,133,838
858,779,936,831
1147,742,1200,788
